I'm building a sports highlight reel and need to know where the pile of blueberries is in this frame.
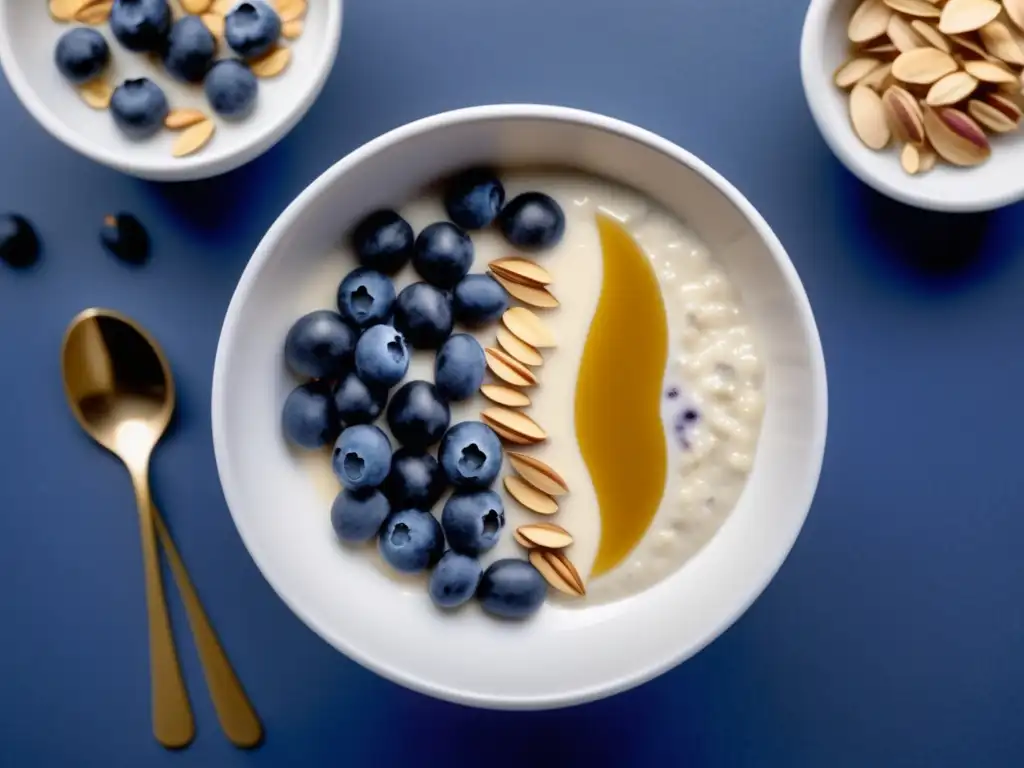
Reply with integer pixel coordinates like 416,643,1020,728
281,169,566,619
54,0,282,138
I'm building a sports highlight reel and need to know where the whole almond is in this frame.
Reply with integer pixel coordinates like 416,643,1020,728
963,59,1016,83
496,327,543,366
489,257,552,286
481,407,547,444
888,13,926,51
1008,0,1024,35
967,99,1019,131
938,0,1000,35
923,106,991,165
529,549,585,597
979,21,1024,65
491,273,559,309
925,71,978,105
850,84,892,149
882,85,926,144
504,476,558,515
507,452,570,496
502,308,556,348
892,47,958,83
910,21,952,53
516,523,574,549
480,384,531,408
883,0,941,18
485,347,538,387
850,0,894,43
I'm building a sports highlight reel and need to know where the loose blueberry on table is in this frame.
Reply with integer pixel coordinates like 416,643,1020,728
163,15,217,83
332,424,393,492
352,210,415,274
333,371,387,427
497,192,566,251
444,169,505,230
441,490,505,556
284,309,355,380
224,1,282,60
434,333,486,402
204,60,259,120
354,325,410,388
378,509,445,574
382,449,448,510
393,282,453,349
336,268,396,330
110,0,173,53
477,559,548,619
413,222,474,289
0,214,41,268
282,381,340,450
110,78,169,139
100,213,150,263
54,28,110,84
452,273,508,326
438,421,503,490
386,380,451,449
331,488,390,544
429,552,483,609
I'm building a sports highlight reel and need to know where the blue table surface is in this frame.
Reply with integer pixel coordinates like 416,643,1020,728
3,0,1023,765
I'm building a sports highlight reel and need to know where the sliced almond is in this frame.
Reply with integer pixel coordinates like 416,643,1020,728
282,19,305,39
75,0,111,23
516,523,574,549
948,33,995,59
507,452,569,496
850,0,894,43
481,407,547,444
485,420,535,445
891,47,958,83
50,0,87,21
182,0,212,12
489,257,552,286
77,78,112,109
529,549,585,597
888,13,926,51
864,43,899,55
275,0,309,22
882,85,926,143
480,384,531,408
1008,0,1024,35
901,142,923,173
963,59,1016,82
513,529,535,548
859,62,894,90
496,327,543,366
171,119,215,158
918,147,938,172
201,13,225,38
491,274,559,309
502,307,555,348
850,84,892,149
251,46,291,78
983,91,1024,120
979,21,1024,64
485,347,538,387
164,108,207,130
938,0,1000,34
925,70,979,105
967,98,1020,131
835,57,884,88
923,105,991,165
505,476,558,515
883,0,941,18
911,21,953,52
211,0,233,12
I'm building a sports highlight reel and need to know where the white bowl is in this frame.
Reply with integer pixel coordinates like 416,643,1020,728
211,105,829,709
0,2,342,181
801,0,1024,212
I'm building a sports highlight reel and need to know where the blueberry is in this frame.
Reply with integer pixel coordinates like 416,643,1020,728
330,488,390,543
387,381,450,450
354,325,409,388
429,552,482,609
413,222,473,288
332,424,392,491
281,381,339,449
382,449,447,510
110,78,169,139
162,15,216,83
333,371,387,427
110,0,172,52
497,192,565,251
452,274,508,326
438,421,502,490
444,169,505,230
434,333,485,402
441,490,504,556
284,310,355,380
378,509,444,573
204,59,258,120
351,210,413,274
393,282,453,350
100,213,149,264
54,28,110,84
0,214,40,268
224,0,281,59
336,268,395,330
477,559,547,620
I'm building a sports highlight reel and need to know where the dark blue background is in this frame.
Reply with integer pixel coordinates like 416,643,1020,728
2,0,1022,765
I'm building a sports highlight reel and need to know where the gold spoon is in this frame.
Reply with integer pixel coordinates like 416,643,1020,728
61,308,262,749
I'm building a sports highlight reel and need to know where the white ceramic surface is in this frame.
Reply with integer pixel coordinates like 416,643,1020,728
211,105,829,709
801,0,1024,212
0,1,342,181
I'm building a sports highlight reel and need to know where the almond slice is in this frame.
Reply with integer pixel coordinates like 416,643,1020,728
925,70,979,105
275,0,308,22
901,142,923,174
504,476,558,515
78,79,112,109
480,384,531,408
489,257,552,286
883,0,941,18
850,0,893,43
507,452,569,496
496,327,543,366
888,13,926,51
966,98,1019,131
1008,0,1024,35
171,119,215,158
883,85,925,143
164,108,207,130
918,147,938,172
211,0,233,12
50,0,87,22
485,421,534,444
251,46,292,78
516,523,574,549
979,21,1024,64
923,105,991,165
863,43,899,55
948,33,994,60
850,84,891,149
491,274,559,309
485,347,538,387
910,21,952,53
835,57,884,88
938,0,1000,34
76,0,111,23
502,307,555,348
201,12,225,38
182,0,212,12
963,59,1016,83
513,529,535,548
529,549,585,596
481,407,547,444
891,47,958,83
858,62,893,90
282,19,304,39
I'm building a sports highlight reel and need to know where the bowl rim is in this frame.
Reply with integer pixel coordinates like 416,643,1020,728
0,0,343,182
211,104,829,708
800,0,1024,213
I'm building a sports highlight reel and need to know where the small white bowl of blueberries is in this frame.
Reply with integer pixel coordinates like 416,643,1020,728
0,1,342,181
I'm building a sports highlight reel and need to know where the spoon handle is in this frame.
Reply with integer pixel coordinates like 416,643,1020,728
131,469,195,749
152,509,264,748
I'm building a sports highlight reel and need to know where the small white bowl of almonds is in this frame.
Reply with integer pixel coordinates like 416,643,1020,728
802,0,1024,211
0,1,341,181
